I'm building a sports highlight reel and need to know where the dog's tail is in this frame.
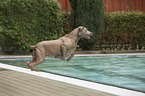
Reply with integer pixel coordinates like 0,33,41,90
21,32,36,49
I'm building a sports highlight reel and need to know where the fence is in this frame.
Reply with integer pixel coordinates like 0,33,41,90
104,0,145,12
58,0,145,12
58,0,71,12
93,43,145,51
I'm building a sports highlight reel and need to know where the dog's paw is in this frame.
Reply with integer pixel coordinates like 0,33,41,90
30,66,41,71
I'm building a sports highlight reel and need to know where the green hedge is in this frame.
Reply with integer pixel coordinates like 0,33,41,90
97,11,145,50
0,0,69,53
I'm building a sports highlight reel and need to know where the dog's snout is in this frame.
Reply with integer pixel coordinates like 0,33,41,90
89,32,93,36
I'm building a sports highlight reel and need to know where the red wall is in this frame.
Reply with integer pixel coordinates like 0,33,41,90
58,0,145,12
58,0,71,12
104,0,145,12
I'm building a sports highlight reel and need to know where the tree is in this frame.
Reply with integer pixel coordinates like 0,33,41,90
69,0,104,50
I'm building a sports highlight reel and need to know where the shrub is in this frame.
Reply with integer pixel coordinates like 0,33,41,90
97,11,145,50
0,0,69,53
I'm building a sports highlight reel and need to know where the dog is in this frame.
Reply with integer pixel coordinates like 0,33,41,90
21,26,93,71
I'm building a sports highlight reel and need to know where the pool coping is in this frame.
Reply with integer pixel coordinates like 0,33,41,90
1,53,145,58
0,54,145,96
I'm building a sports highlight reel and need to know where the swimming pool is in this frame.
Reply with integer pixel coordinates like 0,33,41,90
0,54,145,92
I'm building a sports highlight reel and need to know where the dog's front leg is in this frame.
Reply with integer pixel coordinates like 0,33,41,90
67,53,74,61
61,43,67,60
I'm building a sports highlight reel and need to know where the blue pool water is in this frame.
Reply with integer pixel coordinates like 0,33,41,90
0,55,145,92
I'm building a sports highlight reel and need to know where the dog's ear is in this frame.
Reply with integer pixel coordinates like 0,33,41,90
78,28,82,32
78,27,84,32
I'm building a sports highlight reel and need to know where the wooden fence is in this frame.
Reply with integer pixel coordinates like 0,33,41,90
58,0,145,12
104,0,145,12
58,0,71,12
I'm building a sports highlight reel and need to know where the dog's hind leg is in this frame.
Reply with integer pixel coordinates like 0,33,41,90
26,47,37,68
27,48,46,71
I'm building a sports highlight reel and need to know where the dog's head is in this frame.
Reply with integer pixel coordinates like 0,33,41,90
77,26,93,39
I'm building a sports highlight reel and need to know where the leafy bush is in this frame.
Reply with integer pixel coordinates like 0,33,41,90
0,0,69,53
97,11,145,50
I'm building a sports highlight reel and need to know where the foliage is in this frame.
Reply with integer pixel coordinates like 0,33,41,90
69,0,104,50
97,11,145,50
0,0,69,53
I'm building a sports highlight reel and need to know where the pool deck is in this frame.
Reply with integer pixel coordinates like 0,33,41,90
0,67,114,96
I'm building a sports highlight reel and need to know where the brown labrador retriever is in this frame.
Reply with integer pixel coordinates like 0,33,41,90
21,26,93,71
